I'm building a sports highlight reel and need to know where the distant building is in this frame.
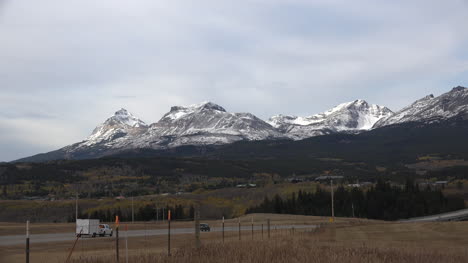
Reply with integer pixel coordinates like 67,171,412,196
315,176,344,181
236,184,257,188
287,178,304,183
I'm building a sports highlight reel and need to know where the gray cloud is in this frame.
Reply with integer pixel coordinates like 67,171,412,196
0,0,467,161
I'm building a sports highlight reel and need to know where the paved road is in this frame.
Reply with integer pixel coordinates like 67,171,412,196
0,224,317,246
400,209,468,223
400,208,468,223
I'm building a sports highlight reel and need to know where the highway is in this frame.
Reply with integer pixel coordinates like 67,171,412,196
0,224,317,246
400,208,468,223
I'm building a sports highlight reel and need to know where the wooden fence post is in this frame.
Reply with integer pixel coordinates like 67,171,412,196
238,218,241,241
116,216,120,263
222,216,225,243
25,220,29,263
251,217,254,240
267,219,270,239
168,210,171,256
195,209,200,248
261,224,264,239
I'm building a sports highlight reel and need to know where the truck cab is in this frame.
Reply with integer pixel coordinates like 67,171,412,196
98,224,113,237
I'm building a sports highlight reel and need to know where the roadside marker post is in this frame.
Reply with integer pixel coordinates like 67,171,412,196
168,210,171,256
25,220,29,263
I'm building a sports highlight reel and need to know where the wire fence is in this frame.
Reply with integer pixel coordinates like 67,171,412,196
20,213,322,263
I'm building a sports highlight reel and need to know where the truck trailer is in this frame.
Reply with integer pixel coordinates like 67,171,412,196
76,219,100,237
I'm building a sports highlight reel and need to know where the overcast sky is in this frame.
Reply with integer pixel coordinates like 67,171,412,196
1,0,468,161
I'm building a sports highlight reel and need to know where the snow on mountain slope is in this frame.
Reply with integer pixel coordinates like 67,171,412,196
75,108,148,149
15,86,468,162
135,102,284,148
373,86,468,128
268,100,393,140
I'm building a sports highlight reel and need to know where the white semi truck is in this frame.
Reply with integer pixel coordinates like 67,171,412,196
76,219,113,237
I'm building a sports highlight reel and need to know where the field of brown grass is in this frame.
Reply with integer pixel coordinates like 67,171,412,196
68,221,468,263
2,214,468,263
71,236,468,263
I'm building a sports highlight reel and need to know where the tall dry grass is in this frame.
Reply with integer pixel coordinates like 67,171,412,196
69,231,468,263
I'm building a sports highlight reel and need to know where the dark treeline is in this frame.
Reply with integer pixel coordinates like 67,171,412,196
69,204,195,222
248,180,465,220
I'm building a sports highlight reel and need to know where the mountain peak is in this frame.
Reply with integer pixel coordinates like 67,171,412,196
115,108,130,115
106,108,147,128
268,99,393,138
165,102,226,121
374,86,468,128
451,86,467,92
170,101,226,112
353,99,368,105
190,101,226,112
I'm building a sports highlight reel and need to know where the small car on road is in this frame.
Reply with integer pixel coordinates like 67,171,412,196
200,223,211,232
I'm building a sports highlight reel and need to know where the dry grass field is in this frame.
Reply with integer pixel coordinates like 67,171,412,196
2,214,468,263
70,237,468,263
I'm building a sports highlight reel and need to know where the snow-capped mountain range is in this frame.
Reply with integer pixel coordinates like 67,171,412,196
374,86,468,128
268,100,393,140
17,86,468,161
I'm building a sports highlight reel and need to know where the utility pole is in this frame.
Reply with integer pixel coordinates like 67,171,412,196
331,179,335,223
75,192,78,222
131,196,134,224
